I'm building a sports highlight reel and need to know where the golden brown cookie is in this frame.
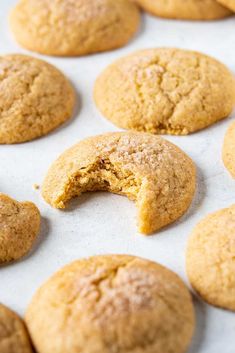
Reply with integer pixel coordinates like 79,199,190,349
223,120,235,178
0,303,33,353
9,0,140,56
94,48,235,135
217,0,235,11
0,193,40,263
26,255,195,353
186,205,235,310
42,132,196,234
134,0,231,20
0,54,75,144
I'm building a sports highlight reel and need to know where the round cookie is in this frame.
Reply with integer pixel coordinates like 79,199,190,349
134,0,231,20
94,48,235,135
217,0,235,12
26,255,195,353
0,303,33,353
42,132,196,234
0,54,75,144
0,193,40,263
9,0,140,56
186,205,235,310
223,120,235,178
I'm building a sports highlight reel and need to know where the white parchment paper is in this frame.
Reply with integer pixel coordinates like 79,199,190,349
0,2,235,352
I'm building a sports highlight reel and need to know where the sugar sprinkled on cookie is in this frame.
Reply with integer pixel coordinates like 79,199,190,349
42,131,196,234
186,205,235,310
9,0,140,56
94,48,235,135
0,303,33,352
26,254,195,353
0,193,40,263
0,54,75,144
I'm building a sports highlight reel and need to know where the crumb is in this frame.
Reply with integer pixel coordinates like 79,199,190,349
33,184,40,190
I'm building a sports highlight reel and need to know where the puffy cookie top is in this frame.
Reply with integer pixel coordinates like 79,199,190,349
135,0,231,20
0,54,75,143
42,132,196,233
26,255,195,353
9,0,140,56
0,193,40,263
0,303,33,353
187,204,235,310
94,48,235,135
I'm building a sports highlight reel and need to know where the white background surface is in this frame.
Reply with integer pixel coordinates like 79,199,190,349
0,1,235,352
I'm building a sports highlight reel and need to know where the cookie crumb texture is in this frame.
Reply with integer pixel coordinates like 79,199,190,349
26,255,195,353
33,184,40,190
223,120,235,178
217,0,235,12
186,205,235,310
94,48,235,135
0,303,33,353
0,54,75,144
0,193,40,263
9,0,140,56
42,132,196,234
134,0,231,19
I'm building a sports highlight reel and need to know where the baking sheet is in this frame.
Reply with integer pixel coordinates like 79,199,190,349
1,1,235,352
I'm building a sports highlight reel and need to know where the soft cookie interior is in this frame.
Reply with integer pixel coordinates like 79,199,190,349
52,157,152,232
42,132,196,234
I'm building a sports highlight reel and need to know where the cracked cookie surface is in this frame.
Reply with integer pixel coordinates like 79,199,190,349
223,121,235,178
186,205,235,310
0,303,33,353
0,193,40,263
9,0,140,56
94,48,235,135
217,0,235,11
26,254,195,353
134,0,231,19
42,131,196,234
0,54,75,144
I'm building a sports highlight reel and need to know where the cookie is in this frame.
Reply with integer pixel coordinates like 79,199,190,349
9,0,140,57
42,132,196,234
0,193,40,263
223,120,235,178
26,254,195,353
134,0,231,20
0,303,33,353
217,0,235,11
186,205,235,310
0,54,75,144
94,48,235,135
